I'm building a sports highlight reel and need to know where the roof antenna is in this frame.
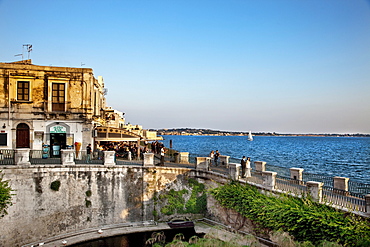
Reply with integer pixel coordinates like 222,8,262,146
23,44,32,59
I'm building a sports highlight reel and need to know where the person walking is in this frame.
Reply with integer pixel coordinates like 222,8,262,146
86,144,92,163
214,150,220,166
160,145,166,166
241,156,247,178
245,157,251,177
209,150,214,166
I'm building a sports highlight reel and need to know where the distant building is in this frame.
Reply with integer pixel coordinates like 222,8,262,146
0,60,161,156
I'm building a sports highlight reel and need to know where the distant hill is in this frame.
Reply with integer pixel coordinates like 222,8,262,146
151,128,370,137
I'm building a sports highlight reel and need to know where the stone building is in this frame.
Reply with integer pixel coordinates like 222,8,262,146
0,60,160,156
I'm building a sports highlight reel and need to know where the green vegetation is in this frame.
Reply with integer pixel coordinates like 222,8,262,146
210,182,370,246
155,237,243,247
159,178,207,216
50,180,61,191
0,171,13,217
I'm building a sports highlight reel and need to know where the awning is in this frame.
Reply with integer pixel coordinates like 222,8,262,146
95,127,141,142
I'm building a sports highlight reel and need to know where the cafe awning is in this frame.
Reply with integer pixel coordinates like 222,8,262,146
95,127,142,142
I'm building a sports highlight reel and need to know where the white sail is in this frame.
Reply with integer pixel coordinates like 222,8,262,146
248,131,253,141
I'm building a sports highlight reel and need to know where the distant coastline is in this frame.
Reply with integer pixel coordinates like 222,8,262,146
152,128,370,137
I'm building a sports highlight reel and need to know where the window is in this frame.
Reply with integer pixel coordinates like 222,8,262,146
17,81,30,101
52,83,65,111
0,133,7,146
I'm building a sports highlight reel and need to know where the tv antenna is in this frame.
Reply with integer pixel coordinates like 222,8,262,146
14,53,23,60
14,44,32,60
23,44,32,59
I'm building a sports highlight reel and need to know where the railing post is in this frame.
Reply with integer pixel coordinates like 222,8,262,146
333,176,349,192
103,151,116,165
306,181,323,203
229,163,241,180
262,171,277,190
195,157,210,171
14,149,31,166
61,149,75,165
143,153,154,166
255,161,266,174
365,194,370,215
290,168,304,185
219,155,230,168
179,152,189,163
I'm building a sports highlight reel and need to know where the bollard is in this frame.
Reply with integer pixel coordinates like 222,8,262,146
306,181,323,203
14,149,31,166
366,194,370,215
262,171,277,190
143,153,154,166
61,149,75,165
290,168,304,185
333,176,349,192
219,155,230,168
179,152,189,164
195,157,210,171
173,152,180,163
103,151,116,165
254,161,266,174
229,163,241,180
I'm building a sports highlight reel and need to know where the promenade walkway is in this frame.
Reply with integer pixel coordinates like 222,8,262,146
22,219,274,247
1,150,369,216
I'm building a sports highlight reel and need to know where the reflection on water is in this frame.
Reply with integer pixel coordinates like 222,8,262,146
70,228,200,247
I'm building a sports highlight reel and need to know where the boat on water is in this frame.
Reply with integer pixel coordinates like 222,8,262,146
248,131,253,141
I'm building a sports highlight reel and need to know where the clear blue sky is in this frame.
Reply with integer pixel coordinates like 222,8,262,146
1,0,370,134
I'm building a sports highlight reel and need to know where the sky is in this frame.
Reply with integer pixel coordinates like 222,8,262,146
1,0,370,134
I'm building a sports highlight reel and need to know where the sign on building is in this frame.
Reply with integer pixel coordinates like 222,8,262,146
50,126,66,133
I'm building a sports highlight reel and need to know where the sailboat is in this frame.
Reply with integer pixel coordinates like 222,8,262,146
248,131,253,141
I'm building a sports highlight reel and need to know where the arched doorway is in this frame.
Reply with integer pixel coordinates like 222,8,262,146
16,123,30,148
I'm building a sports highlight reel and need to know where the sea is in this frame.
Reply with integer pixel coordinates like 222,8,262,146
160,135,370,184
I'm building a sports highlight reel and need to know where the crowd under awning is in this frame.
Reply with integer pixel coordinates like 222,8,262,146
94,127,162,142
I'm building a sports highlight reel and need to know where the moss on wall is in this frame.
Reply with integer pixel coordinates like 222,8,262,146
158,178,207,216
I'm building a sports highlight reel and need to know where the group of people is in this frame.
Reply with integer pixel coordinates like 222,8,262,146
84,141,167,165
209,150,220,166
240,156,251,178
209,149,251,177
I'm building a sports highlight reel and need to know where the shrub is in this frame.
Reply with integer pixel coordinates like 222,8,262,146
0,171,13,217
210,182,370,246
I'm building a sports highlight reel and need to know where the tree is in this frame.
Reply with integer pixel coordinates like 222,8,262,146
0,171,13,217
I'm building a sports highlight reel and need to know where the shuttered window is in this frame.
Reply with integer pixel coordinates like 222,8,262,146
17,81,29,101
52,83,65,111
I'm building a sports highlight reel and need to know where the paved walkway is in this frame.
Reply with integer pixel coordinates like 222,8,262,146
24,220,272,247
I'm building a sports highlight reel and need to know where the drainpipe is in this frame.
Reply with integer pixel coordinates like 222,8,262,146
7,70,10,127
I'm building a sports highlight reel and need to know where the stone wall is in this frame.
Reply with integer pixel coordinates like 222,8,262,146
0,165,192,247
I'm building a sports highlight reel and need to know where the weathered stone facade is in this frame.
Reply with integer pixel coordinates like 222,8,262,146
0,60,161,154
0,60,105,151
0,165,195,246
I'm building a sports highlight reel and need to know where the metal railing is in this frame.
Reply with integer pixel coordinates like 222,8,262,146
227,156,369,197
0,149,14,165
322,188,366,212
275,174,308,196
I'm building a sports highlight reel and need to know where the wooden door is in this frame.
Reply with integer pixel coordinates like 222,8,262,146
16,123,30,148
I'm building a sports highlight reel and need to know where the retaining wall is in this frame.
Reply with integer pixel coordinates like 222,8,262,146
0,165,192,247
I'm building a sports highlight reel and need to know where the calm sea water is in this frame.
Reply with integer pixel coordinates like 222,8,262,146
161,135,370,184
